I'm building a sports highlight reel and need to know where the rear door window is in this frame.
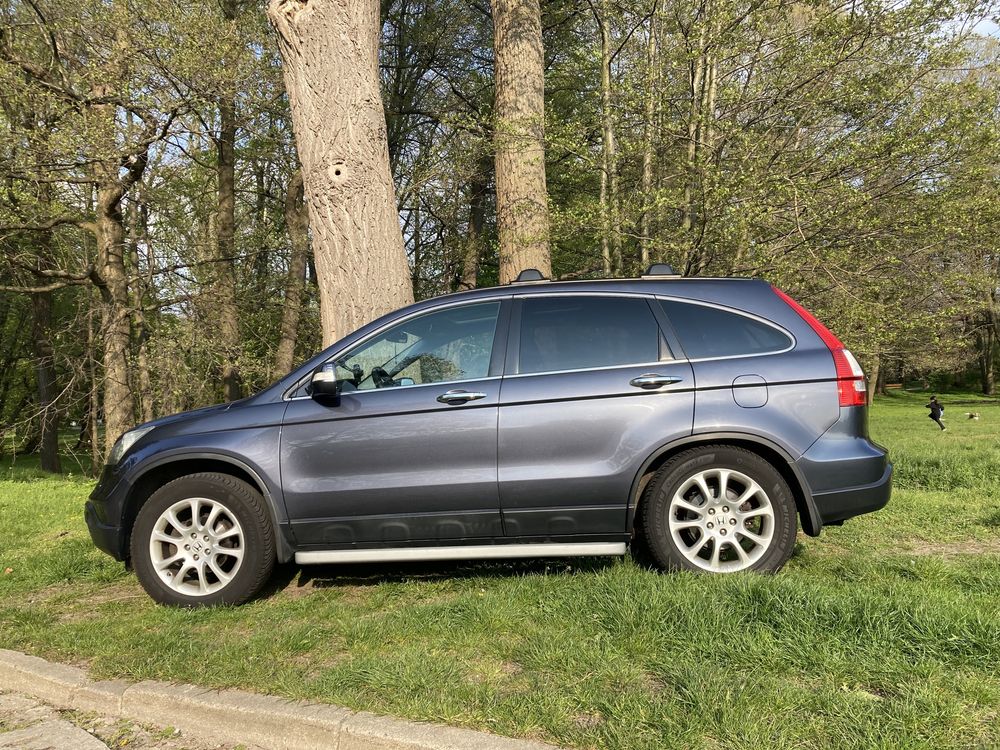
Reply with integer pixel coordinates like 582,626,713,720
518,296,660,374
659,300,791,359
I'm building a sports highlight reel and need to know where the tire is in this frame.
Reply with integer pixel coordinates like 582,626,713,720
130,472,275,607
639,446,797,574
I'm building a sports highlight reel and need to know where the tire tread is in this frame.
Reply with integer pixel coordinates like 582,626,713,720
130,472,275,607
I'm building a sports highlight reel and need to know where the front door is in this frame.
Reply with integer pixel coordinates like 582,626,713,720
498,294,694,538
281,300,508,547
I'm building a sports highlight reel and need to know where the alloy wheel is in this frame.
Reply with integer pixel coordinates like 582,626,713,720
667,468,775,572
148,497,245,596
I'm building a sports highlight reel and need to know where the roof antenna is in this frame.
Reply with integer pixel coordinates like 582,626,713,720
512,268,549,283
641,263,679,278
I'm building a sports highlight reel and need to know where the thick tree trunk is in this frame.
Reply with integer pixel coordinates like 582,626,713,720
269,0,414,348
491,0,552,283
31,287,61,473
217,0,243,401
274,170,310,377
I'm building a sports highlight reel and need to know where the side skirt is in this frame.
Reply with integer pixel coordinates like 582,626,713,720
295,542,627,565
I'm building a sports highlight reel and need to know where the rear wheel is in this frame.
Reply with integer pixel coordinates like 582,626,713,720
639,446,797,573
131,473,275,606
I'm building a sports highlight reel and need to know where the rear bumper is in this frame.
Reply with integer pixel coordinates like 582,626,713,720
794,405,892,528
810,463,893,525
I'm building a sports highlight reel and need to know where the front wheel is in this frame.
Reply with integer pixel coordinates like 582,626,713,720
130,473,275,606
639,446,797,573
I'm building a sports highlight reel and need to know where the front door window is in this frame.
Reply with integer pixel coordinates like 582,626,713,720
331,302,501,391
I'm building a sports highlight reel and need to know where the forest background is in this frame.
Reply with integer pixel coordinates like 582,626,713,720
1,0,998,473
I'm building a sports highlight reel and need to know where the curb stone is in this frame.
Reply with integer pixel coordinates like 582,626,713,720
0,650,561,750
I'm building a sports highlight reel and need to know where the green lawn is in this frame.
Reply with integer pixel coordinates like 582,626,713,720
2,391,999,749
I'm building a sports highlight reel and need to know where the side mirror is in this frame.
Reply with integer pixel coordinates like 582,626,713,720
310,363,342,399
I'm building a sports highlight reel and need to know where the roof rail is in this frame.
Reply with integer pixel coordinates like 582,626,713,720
510,268,550,284
641,263,680,278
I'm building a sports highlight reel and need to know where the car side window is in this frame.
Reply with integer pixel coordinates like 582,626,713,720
659,300,791,359
332,302,500,391
518,296,660,374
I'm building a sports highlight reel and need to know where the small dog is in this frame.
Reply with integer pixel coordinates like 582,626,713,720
965,412,980,420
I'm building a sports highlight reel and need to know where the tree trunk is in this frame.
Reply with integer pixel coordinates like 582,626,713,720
876,363,888,396
128,196,154,423
594,0,620,275
977,325,995,396
217,0,243,401
458,153,493,291
680,18,707,275
865,352,880,405
639,7,659,269
94,171,137,455
274,170,310,377
87,302,101,472
491,0,552,283
27,171,62,472
31,287,61,473
269,0,414,348
90,28,144,456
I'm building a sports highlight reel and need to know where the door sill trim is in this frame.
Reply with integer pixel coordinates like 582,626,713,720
295,542,627,565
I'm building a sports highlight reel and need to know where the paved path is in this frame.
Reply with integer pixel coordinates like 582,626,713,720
0,649,560,750
0,691,256,750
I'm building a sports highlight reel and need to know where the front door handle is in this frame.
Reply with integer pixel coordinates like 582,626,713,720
436,389,487,404
629,374,683,390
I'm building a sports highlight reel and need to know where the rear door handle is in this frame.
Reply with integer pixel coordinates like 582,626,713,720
629,374,683,390
436,390,487,404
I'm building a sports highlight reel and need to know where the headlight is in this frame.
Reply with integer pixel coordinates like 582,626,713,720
107,426,155,465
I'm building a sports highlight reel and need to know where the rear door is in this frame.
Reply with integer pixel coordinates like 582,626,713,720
497,293,694,538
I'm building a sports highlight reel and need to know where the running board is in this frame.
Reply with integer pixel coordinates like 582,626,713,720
295,542,627,565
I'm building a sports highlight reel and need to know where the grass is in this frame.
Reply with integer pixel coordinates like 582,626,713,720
2,390,1000,749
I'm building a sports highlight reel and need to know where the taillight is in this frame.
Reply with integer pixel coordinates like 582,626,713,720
771,286,867,407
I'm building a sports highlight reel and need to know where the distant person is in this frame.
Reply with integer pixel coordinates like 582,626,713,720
926,396,946,431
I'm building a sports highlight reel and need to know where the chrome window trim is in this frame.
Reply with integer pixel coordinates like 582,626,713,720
286,375,502,401
504,360,674,379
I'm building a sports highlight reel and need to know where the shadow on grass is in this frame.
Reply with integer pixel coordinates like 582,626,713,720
981,510,1000,529
278,556,620,592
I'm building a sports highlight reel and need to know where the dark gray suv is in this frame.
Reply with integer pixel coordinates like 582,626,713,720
86,267,891,606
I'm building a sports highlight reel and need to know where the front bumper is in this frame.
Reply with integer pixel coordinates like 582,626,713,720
85,500,127,560
86,462,131,561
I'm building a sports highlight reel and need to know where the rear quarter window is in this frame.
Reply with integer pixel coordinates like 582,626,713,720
659,300,792,359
